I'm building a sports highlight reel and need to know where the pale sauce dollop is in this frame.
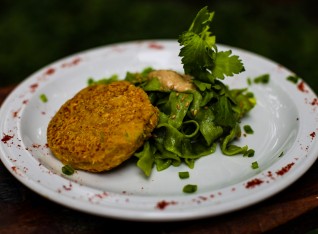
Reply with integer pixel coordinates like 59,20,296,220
148,70,196,92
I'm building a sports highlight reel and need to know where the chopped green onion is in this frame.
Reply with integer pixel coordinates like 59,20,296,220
254,74,270,84
251,161,259,169
87,77,94,86
243,125,254,134
279,152,284,157
183,184,197,193
247,78,252,85
39,94,48,103
286,75,300,84
62,165,75,175
178,171,190,179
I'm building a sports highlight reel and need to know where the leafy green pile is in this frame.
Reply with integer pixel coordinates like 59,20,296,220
90,6,256,177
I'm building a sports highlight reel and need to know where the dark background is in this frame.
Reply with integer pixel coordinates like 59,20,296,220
0,0,317,93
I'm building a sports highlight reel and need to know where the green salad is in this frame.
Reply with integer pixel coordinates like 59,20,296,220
89,6,256,177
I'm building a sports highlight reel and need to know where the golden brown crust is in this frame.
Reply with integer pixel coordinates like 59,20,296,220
47,81,158,172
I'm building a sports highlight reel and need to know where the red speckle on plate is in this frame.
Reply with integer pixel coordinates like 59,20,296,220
45,68,55,75
148,42,164,50
198,196,208,201
1,134,14,143
156,200,177,210
63,183,73,191
245,178,264,189
89,192,109,202
297,81,308,93
95,192,108,199
310,132,316,140
32,144,41,148
266,171,275,180
276,162,295,176
29,83,39,93
61,57,82,68
11,166,23,176
311,98,318,106
12,109,20,118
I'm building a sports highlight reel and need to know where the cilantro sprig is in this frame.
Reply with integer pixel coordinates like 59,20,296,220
178,6,244,83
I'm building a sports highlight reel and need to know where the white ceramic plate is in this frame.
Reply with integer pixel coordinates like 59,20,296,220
0,40,317,221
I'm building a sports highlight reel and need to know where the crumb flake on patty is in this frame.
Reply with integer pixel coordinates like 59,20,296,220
47,81,159,172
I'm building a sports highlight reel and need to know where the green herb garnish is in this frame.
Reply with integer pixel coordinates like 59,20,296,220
39,94,48,103
243,125,254,134
247,78,252,85
179,171,190,179
286,75,300,84
251,161,259,169
183,184,197,193
178,6,244,83
62,165,75,175
254,74,270,84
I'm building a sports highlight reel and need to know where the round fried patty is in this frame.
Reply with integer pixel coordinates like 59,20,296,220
47,81,159,172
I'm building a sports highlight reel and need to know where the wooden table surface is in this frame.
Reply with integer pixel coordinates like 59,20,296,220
0,84,317,234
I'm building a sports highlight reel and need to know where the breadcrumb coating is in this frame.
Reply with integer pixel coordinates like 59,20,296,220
47,81,159,172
